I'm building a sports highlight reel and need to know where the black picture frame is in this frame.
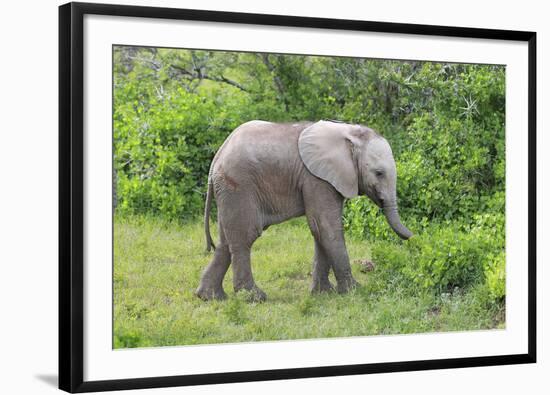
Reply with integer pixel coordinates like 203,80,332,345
59,2,537,393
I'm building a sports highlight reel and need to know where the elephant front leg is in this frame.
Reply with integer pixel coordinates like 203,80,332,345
319,235,358,294
330,248,359,294
310,239,334,293
304,186,358,294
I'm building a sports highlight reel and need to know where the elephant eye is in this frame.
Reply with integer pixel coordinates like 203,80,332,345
375,169,384,177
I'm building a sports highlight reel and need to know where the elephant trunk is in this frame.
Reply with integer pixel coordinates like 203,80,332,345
383,205,413,240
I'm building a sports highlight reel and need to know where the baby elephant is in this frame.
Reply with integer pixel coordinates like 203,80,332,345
196,120,412,301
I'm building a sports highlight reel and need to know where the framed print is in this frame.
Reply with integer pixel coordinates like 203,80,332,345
59,2,537,392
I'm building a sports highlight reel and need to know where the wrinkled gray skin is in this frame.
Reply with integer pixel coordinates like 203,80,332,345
196,120,412,301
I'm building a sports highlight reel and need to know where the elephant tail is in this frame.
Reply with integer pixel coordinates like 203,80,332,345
204,178,216,252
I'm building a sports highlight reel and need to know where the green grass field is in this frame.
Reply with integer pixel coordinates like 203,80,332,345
113,216,504,348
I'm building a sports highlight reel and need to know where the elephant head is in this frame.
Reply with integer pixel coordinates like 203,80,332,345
298,120,413,240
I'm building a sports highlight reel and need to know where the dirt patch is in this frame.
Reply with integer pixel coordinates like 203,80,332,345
354,259,375,273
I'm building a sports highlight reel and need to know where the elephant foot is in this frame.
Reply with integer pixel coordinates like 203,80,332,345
195,284,227,301
336,277,359,294
310,280,335,294
236,285,267,303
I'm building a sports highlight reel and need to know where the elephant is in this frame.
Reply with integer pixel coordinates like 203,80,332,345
195,120,412,301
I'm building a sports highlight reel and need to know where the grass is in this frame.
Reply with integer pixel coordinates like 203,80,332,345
113,215,504,348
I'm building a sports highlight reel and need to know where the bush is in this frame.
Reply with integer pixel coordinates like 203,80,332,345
371,214,504,295
114,76,249,219
343,197,397,241
484,251,506,301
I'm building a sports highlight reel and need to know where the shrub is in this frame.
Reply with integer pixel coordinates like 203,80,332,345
484,251,506,301
114,79,249,219
371,217,504,293
343,197,396,241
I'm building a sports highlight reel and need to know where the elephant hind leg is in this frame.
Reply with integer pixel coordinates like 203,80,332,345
195,245,230,300
195,222,231,301
213,191,267,302
228,243,267,302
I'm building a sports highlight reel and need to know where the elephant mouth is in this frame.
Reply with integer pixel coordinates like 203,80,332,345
364,186,383,208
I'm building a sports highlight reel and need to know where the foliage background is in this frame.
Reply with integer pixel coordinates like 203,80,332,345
113,46,506,345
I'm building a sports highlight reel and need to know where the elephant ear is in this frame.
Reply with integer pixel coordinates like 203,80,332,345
298,120,367,198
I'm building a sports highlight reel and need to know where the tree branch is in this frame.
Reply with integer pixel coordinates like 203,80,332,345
127,55,162,71
258,54,289,111
170,65,248,92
